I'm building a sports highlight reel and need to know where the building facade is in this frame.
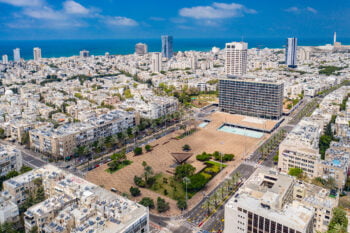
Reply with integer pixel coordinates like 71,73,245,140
13,48,20,62
161,35,173,59
219,78,284,119
225,42,248,76
135,43,148,55
79,50,90,58
0,145,22,177
286,38,298,68
33,47,42,61
2,55,8,64
151,52,162,73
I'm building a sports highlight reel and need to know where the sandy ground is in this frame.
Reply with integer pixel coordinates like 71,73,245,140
86,113,269,216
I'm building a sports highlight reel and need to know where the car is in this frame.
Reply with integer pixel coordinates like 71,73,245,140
95,164,100,168
110,188,117,193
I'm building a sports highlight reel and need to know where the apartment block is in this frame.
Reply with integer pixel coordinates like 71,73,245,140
219,78,284,119
3,165,149,233
224,167,338,233
30,110,135,158
0,145,22,177
278,119,321,178
225,42,248,76
224,168,314,233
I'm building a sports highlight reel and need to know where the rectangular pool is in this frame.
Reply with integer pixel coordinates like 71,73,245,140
218,125,264,139
198,122,209,128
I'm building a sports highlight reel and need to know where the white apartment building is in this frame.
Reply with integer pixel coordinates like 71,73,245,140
13,48,20,62
224,168,314,233
224,168,338,233
278,118,322,178
0,145,22,177
2,55,8,65
2,165,149,233
151,52,162,73
225,42,248,76
33,47,42,61
0,193,19,224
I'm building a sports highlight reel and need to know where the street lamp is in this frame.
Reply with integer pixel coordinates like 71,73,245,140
183,177,191,202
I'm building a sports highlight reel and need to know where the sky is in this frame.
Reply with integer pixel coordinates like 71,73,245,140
0,0,349,40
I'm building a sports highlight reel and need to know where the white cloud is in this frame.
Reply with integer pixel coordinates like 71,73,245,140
0,0,44,7
285,7,300,13
285,6,317,14
306,7,317,14
179,2,256,19
23,6,63,19
63,0,89,15
105,16,138,26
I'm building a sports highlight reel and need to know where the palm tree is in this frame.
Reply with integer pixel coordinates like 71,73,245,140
183,177,191,201
144,165,153,182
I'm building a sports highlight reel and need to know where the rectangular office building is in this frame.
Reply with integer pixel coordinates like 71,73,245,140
219,78,284,119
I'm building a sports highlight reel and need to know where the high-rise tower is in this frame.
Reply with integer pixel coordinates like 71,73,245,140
13,48,20,62
225,42,248,76
161,35,173,59
285,38,297,68
33,47,42,61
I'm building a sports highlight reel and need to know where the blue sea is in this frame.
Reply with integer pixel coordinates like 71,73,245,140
0,37,349,60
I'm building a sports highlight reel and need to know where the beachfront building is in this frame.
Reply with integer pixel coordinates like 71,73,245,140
286,38,298,68
161,35,173,59
225,42,248,76
2,164,149,233
135,43,148,55
33,47,42,61
219,78,284,119
13,48,20,62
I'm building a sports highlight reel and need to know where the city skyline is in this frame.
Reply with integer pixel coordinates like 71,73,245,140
0,0,349,40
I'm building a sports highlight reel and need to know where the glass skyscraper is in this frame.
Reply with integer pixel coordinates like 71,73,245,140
161,35,173,59
285,37,297,68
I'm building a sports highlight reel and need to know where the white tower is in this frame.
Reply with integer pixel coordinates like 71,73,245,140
33,47,42,61
13,48,20,62
2,55,8,64
333,32,337,45
225,42,248,76
151,52,162,73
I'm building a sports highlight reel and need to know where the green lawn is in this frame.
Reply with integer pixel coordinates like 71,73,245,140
150,173,187,200
105,160,133,174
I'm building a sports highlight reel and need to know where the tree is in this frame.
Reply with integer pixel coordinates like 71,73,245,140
273,155,279,163
110,152,126,163
288,167,303,178
145,144,152,152
134,147,143,155
144,165,154,183
130,186,141,197
187,173,208,192
134,176,146,187
196,152,211,161
177,199,187,210
328,207,348,233
20,166,32,174
157,197,170,213
182,144,191,151
0,128,5,139
175,164,195,180
139,197,155,209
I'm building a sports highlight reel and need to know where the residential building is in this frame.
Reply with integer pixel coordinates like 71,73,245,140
0,193,19,224
225,42,248,76
13,48,20,62
80,50,90,58
2,165,149,233
151,52,162,73
0,145,22,177
161,35,173,59
224,168,314,233
278,119,321,178
286,38,298,68
219,78,284,119
29,110,135,158
135,43,148,55
2,55,8,64
33,47,42,61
